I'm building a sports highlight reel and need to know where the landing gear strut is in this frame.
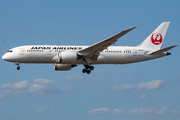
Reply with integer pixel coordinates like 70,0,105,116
82,65,94,74
15,62,20,70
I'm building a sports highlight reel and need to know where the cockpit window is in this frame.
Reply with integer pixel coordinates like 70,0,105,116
7,50,13,53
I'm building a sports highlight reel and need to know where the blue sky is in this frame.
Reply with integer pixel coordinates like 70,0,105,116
0,0,180,120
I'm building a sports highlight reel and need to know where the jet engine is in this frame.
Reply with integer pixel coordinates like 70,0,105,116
54,63,77,71
58,51,81,63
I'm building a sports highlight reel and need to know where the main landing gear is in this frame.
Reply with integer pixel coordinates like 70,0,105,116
82,65,94,74
15,62,20,70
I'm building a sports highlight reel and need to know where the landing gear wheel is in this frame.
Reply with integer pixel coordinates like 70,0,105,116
17,66,20,70
89,66,94,70
87,70,91,74
84,65,89,69
82,69,86,73
82,65,94,74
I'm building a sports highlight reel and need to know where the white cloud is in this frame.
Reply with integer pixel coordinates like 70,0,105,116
0,90,14,99
0,79,74,99
112,84,136,91
34,79,54,84
28,84,48,94
28,84,74,94
0,90,13,94
89,106,170,116
171,110,180,115
126,106,168,115
60,87,74,93
140,95,148,99
34,108,46,113
111,80,164,91
88,108,109,115
1,80,29,89
65,74,82,80
51,110,56,114
176,111,180,115
137,80,164,90
111,109,124,115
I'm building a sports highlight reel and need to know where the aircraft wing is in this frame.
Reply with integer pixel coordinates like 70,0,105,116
78,26,137,61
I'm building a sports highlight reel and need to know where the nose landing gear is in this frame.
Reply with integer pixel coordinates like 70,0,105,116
17,66,20,70
82,65,94,74
15,62,20,70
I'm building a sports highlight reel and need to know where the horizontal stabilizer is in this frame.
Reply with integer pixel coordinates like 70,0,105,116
148,45,177,55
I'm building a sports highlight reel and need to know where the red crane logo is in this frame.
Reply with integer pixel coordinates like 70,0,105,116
151,33,163,45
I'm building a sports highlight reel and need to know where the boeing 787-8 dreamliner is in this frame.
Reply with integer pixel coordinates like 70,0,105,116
2,22,177,74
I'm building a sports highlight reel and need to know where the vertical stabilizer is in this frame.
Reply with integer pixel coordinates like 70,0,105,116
139,22,170,50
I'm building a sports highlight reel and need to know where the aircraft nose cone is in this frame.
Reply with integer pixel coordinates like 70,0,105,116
2,54,6,60
2,53,15,62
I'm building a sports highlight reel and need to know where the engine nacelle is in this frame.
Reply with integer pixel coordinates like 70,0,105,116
59,51,79,63
54,63,77,71
54,63,72,71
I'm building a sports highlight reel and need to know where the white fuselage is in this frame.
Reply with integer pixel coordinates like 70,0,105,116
2,45,166,65
1,22,175,74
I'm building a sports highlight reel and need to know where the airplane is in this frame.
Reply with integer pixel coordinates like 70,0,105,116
2,22,177,74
